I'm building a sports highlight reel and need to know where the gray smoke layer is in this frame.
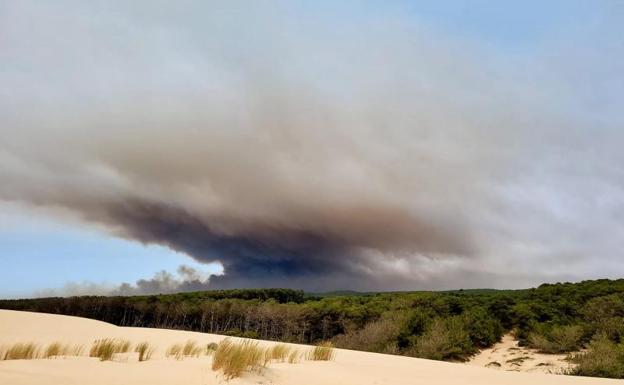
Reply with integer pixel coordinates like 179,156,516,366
1,2,624,291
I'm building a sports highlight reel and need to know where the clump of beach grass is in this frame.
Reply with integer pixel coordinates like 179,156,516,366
166,340,202,359
89,338,131,361
268,344,291,362
287,349,301,363
43,342,84,358
1,342,40,360
134,342,154,362
307,341,335,361
211,339,267,379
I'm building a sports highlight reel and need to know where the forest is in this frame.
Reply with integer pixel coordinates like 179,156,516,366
2,279,624,378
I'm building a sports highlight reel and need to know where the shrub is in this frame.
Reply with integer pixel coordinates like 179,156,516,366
307,341,334,361
568,334,624,379
211,339,267,379
1,342,40,360
89,339,131,361
528,325,583,353
134,342,154,361
461,309,504,348
334,318,401,353
409,318,472,361
206,342,219,355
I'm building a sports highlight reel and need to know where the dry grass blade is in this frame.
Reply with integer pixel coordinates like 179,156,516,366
89,338,132,361
307,341,335,361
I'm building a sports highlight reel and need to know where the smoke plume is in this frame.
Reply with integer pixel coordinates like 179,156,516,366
1,1,624,291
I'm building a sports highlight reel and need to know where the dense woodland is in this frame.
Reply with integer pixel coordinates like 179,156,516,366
3,280,624,378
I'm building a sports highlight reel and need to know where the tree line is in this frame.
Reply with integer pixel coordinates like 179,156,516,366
3,279,624,378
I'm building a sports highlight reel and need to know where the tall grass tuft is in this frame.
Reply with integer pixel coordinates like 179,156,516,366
166,340,202,359
307,341,335,361
268,344,291,362
134,342,154,362
89,339,132,361
287,349,301,363
182,340,202,357
42,342,84,358
166,343,183,359
1,342,40,360
211,339,267,379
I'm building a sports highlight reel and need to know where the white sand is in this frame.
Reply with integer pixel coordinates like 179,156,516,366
0,310,618,385
468,334,572,374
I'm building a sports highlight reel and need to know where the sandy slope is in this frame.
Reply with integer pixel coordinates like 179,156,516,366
468,334,572,374
0,310,618,385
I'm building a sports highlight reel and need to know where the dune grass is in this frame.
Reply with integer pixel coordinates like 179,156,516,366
134,342,154,362
212,339,268,379
288,349,301,363
267,344,291,362
43,342,84,358
89,338,131,361
1,342,40,360
166,340,203,359
307,341,335,361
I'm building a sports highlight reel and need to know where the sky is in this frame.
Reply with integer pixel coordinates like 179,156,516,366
0,1,623,298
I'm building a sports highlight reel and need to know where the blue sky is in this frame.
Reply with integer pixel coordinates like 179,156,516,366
0,1,622,296
0,203,222,298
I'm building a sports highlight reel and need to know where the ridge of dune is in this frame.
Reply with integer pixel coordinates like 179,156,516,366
0,310,618,385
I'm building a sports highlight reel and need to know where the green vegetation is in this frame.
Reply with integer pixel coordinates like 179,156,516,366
568,334,624,378
4,280,624,378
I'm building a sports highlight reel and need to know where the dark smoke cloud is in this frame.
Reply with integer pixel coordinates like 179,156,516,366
2,1,624,292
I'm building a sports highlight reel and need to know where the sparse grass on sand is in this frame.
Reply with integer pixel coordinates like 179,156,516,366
0,342,84,360
307,341,335,361
166,340,203,359
267,344,291,362
211,339,267,379
43,342,84,358
0,342,40,360
89,338,131,361
134,342,154,362
288,349,301,363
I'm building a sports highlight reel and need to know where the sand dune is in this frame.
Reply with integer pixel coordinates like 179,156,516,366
0,310,618,385
468,334,572,374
